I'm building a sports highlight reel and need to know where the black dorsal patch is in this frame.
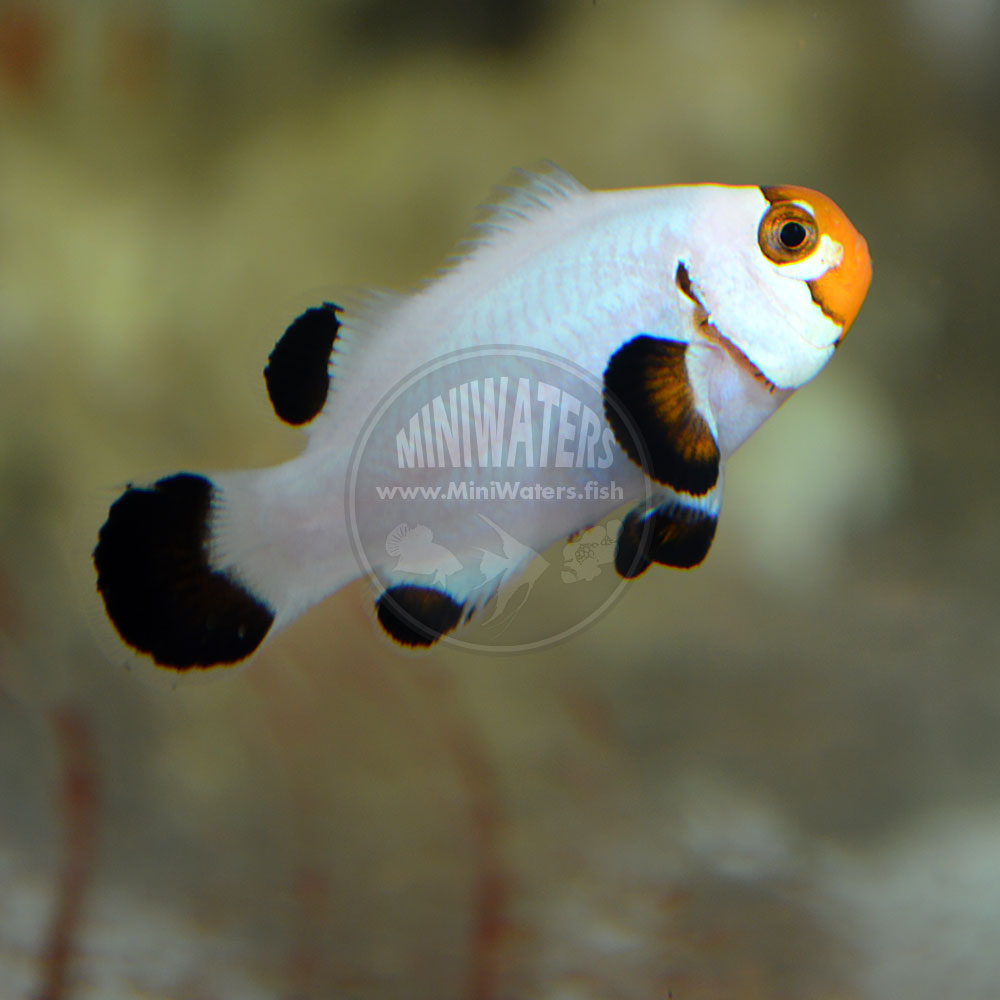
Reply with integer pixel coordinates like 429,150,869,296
264,302,342,425
603,335,720,496
376,584,465,648
614,501,718,579
94,473,275,669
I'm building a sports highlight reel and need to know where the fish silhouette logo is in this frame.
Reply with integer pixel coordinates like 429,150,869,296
385,523,463,588
474,514,548,629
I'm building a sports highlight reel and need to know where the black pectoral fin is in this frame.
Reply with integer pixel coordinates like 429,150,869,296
614,499,719,579
603,335,720,496
376,584,465,648
264,302,342,426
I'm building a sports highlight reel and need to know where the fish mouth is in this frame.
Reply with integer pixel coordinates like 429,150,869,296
674,262,778,393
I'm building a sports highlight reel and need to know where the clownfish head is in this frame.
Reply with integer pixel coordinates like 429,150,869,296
758,185,872,342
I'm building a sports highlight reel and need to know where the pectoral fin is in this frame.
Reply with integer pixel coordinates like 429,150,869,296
603,335,719,496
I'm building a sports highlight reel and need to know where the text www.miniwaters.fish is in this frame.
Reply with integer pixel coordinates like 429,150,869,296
374,480,624,502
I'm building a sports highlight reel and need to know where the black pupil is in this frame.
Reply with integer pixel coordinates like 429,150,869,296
779,220,807,249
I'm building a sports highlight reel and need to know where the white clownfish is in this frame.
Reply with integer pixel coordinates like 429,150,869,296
94,164,871,669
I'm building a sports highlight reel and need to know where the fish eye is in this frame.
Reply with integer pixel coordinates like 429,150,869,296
758,202,819,264
779,221,807,248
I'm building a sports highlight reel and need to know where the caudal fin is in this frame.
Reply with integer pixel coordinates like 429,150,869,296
94,473,277,669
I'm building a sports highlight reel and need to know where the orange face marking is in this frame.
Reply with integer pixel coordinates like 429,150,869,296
762,186,872,340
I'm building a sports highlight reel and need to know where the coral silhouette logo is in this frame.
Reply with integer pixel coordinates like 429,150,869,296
346,346,652,652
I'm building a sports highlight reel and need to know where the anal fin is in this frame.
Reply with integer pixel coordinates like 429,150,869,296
376,584,465,648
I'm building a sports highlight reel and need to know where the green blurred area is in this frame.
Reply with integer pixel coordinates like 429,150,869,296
1,1,999,997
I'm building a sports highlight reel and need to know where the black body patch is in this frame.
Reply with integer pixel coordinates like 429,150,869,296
94,473,275,669
264,302,342,425
614,501,718,578
376,584,464,647
603,335,720,496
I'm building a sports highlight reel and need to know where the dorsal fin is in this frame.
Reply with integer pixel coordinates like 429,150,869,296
264,303,341,426
263,165,587,429
335,288,407,352
458,161,589,255
262,292,408,430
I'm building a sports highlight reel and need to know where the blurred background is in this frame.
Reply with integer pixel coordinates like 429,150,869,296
1,0,999,996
